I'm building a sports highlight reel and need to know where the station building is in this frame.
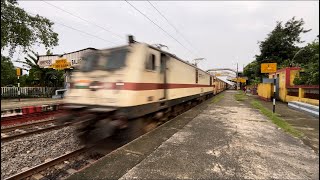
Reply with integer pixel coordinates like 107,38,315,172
37,47,97,89
257,67,319,106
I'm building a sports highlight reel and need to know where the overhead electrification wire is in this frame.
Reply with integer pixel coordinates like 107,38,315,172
124,0,197,57
54,21,118,45
28,11,118,45
41,0,125,42
147,1,199,54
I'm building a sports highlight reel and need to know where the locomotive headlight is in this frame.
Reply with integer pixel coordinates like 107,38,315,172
113,81,124,94
115,82,124,90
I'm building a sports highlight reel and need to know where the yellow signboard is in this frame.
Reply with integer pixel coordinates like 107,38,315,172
261,63,277,73
50,59,71,70
16,68,22,76
231,77,247,83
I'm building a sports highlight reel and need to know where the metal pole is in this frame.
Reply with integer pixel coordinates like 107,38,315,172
18,76,20,102
273,75,276,113
236,63,238,90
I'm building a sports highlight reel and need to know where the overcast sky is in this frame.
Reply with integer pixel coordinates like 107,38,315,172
13,0,320,72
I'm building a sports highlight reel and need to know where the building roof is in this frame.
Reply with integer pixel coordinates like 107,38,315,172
216,76,235,86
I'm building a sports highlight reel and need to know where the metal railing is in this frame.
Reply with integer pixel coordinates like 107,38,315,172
1,87,63,98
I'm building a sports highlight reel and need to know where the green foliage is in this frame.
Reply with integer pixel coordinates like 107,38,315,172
15,51,65,87
291,36,319,66
211,93,224,104
293,38,319,85
234,91,247,101
256,17,310,64
244,17,318,86
251,100,303,138
251,77,261,86
243,60,265,85
1,0,58,56
1,56,16,86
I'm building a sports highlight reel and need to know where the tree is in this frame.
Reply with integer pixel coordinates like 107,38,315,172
243,60,265,85
1,56,16,86
244,17,313,84
15,51,64,87
1,0,58,56
256,17,311,64
293,37,319,85
291,36,319,67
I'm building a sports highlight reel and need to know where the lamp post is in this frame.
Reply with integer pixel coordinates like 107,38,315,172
153,44,169,50
291,48,305,67
193,58,205,67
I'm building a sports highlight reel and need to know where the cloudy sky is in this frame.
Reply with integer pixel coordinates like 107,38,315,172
13,0,319,72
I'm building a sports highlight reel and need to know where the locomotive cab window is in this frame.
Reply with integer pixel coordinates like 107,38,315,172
80,48,129,72
105,48,129,70
195,69,198,83
160,54,166,73
146,54,156,71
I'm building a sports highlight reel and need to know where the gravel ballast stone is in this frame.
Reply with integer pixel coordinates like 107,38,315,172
1,126,80,179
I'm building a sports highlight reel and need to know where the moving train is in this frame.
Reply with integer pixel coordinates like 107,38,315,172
60,36,228,144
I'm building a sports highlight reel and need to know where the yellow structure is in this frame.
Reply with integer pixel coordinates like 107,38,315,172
231,77,247,83
16,68,22,76
257,67,319,106
261,63,277,73
257,83,272,101
50,59,72,70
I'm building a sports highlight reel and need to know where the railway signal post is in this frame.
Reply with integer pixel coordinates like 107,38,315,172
273,76,276,113
261,63,277,113
16,68,22,102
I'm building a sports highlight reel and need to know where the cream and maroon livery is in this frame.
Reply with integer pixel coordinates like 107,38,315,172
64,42,225,119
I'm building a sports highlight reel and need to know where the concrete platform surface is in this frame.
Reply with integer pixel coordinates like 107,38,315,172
68,91,319,180
1,98,63,110
247,95,319,153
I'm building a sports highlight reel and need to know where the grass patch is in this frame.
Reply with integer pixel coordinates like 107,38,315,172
234,91,247,101
251,100,303,138
211,93,224,104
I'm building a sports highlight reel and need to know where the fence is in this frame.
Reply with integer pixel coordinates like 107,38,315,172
1,87,63,99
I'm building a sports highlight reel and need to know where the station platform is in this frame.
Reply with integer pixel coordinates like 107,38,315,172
68,91,319,180
247,94,319,153
1,98,63,118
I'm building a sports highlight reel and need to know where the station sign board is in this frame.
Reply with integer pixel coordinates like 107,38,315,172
16,68,22,76
231,77,247,83
261,63,277,73
38,59,52,67
50,58,71,70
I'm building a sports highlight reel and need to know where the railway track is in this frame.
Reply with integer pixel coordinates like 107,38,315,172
4,138,114,180
3,96,213,180
1,110,65,127
1,119,56,133
4,147,88,180
1,122,72,143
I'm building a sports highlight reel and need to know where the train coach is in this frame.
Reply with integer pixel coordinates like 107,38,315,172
60,36,227,144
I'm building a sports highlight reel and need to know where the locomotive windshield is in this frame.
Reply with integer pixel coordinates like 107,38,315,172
80,48,129,72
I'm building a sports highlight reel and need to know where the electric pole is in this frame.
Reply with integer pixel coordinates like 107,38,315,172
193,58,205,67
236,63,238,90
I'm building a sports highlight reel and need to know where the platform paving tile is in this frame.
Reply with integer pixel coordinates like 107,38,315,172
68,91,319,180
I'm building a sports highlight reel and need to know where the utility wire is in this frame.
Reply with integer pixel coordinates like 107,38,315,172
28,12,117,45
41,0,125,42
125,0,196,57
54,21,118,45
147,1,199,55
